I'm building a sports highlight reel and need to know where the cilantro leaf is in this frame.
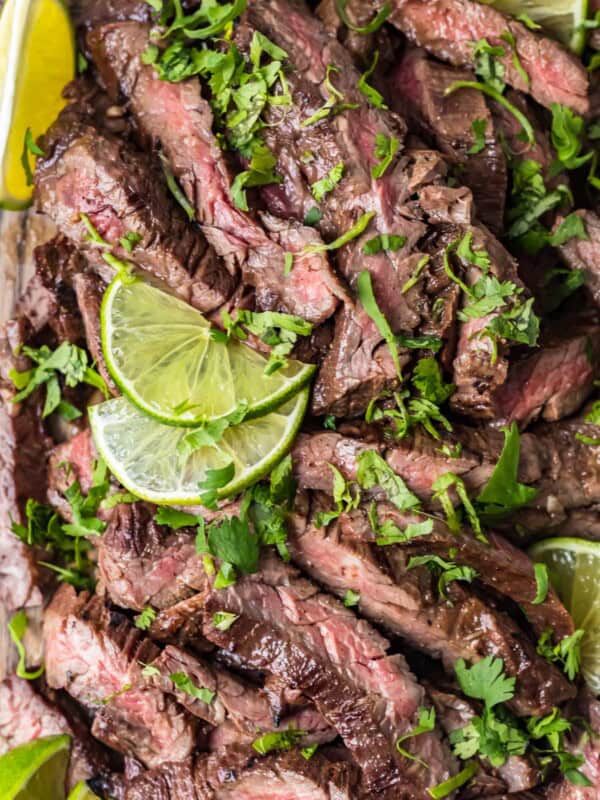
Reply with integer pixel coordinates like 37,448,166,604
472,38,506,93
363,233,406,255
401,254,430,294
550,103,594,173
8,610,44,680
160,153,196,220
343,589,360,607
357,269,402,380
301,64,358,127
407,554,478,598
412,357,454,405
432,472,485,542
304,206,323,226
198,462,235,508
252,727,306,755
119,231,142,253
537,629,585,681
311,162,344,202
428,761,479,799
455,656,515,709
532,563,549,605
357,50,387,109
135,606,157,630
450,708,528,767
334,0,391,34
314,464,360,527
396,333,442,352
207,514,259,574
231,143,282,211
476,423,538,519
446,81,534,145
356,450,420,512
371,133,399,179
467,118,487,155
169,671,215,704
21,128,44,187
303,211,375,254
369,503,433,546
212,611,239,631
396,707,436,767
154,507,200,529
234,309,312,374
548,213,589,247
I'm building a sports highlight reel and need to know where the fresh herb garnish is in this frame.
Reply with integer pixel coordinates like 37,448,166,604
363,233,406,255
537,629,585,681
343,589,360,607
212,611,239,631
8,611,44,680
198,462,235,508
231,144,282,211
467,118,487,155
304,211,375,254
159,152,196,220
154,507,199,529
301,64,358,127
356,450,420,511
169,671,215,704
516,13,541,30
357,269,402,380
401,255,430,294
371,132,399,179
476,423,538,520
396,333,442,353
314,464,360,527
471,38,506,93
433,473,485,542
135,607,157,631
500,30,529,88
229,309,313,374
549,213,589,247
119,231,142,253
445,81,534,145
21,128,44,187
368,504,433,546
252,727,306,755
334,0,390,34
396,707,436,767
428,762,479,799
304,206,323,226
408,554,478,598
357,50,387,109
310,162,344,202
532,563,549,605
550,103,593,174
541,268,585,313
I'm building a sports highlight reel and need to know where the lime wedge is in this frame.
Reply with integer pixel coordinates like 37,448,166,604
101,276,315,427
67,781,101,800
529,537,600,693
0,0,75,209
89,389,309,505
488,0,588,54
0,734,70,800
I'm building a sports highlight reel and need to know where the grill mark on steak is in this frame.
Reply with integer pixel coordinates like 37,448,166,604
287,497,574,716
385,0,589,113
35,98,235,313
389,48,507,234
198,552,454,797
83,14,344,326
44,584,197,767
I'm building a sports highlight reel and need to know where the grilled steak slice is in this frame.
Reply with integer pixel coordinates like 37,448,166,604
288,499,573,716
72,272,116,395
547,692,600,799
492,325,600,427
557,210,600,309
199,553,454,798
44,584,196,767
35,105,234,313
98,502,209,611
84,15,343,326
385,0,589,113
390,48,507,233
123,748,359,800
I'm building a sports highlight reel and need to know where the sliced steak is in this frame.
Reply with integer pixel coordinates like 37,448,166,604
35,103,234,313
558,210,600,309
44,584,196,767
385,0,589,113
547,692,600,800
123,748,359,800
288,499,573,716
389,48,507,233
72,272,116,395
85,15,343,325
493,325,600,427
200,553,454,798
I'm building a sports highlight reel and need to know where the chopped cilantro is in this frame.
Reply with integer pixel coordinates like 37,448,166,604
157,0,246,40
169,671,215,704
408,553,477,599
471,38,506,93
412,357,454,405
232,309,313,374
310,162,344,202
550,103,593,173
301,64,358,127
456,231,491,271
357,50,387,109
446,81,534,145
532,563,549,605
396,333,442,353
371,132,399,179
314,464,360,527
369,504,433,546
466,118,487,155
304,206,323,226
356,450,420,512
433,472,485,542
160,153,195,220
363,233,406,255
323,414,337,430
253,727,306,755
428,761,479,799
343,589,360,607
396,707,436,767
119,231,142,253
476,423,538,520
21,127,44,187
500,29,529,88
301,743,319,760
206,513,259,574
140,662,161,678
548,213,589,247
357,269,403,380
135,606,157,630
231,143,282,211
516,13,541,30
8,611,44,680
401,254,430,294
537,629,585,681
334,0,391,34
154,507,200,529
541,268,585,314
212,611,239,631
198,462,235,508
304,211,375,254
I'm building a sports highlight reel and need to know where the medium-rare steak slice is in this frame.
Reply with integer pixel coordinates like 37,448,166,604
83,14,344,326
492,325,600,427
200,553,454,798
44,584,196,767
288,498,574,716
35,101,234,313
389,48,507,234
123,748,359,800
385,0,589,113
72,272,117,395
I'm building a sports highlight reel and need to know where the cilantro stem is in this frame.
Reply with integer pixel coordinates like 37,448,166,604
334,0,391,34
445,81,534,145
357,270,402,380
303,211,375,254
428,761,478,799
443,242,473,298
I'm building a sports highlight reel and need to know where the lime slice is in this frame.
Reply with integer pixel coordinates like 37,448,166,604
0,734,70,800
67,781,101,800
529,537,600,693
101,276,315,427
488,0,588,54
89,389,309,505
0,0,75,210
